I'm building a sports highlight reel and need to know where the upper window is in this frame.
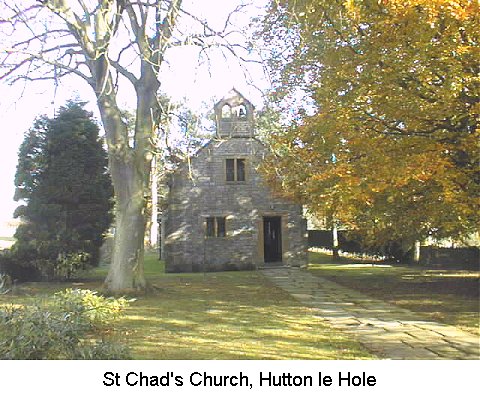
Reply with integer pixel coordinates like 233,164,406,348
237,104,247,118
226,158,246,182
221,104,231,118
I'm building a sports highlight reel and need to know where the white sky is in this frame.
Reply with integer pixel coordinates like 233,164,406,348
0,1,270,231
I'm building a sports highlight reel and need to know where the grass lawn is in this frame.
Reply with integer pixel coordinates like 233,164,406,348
309,252,480,336
0,253,373,360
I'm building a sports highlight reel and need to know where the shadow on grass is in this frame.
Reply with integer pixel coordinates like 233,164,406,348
117,270,372,359
1,253,374,360
308,251,480,335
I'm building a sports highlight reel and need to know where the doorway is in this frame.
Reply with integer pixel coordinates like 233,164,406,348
263,216,282,263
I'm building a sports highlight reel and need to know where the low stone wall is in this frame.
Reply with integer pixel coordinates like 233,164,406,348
166,262,257,273
308,230,365,254
419,246,479,270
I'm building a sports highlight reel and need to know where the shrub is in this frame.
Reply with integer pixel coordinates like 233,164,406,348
54,288,130,327
0,249,40,282
0,289,130,360
54,252,92,280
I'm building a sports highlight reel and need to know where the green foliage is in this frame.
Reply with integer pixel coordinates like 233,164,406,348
0,273,12,295
0,249,40,282
255,106,286,143
12,102,114,281
54,288,130,327
0,289,130,360
54,252,91,281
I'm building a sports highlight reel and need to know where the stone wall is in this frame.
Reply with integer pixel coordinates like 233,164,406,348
165,138,307,272
419,246,479,270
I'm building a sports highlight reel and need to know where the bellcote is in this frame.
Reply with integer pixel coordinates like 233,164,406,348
214,89,255,138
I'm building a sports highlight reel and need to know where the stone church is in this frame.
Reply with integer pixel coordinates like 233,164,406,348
164,89,307,272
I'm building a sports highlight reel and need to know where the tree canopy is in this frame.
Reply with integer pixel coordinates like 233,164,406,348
260,0,479,251
13,102,113,280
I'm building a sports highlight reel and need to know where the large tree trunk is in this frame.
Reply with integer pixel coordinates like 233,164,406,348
96,89,150,292
106,203,147,291
104,160,148,291
96,66,159,292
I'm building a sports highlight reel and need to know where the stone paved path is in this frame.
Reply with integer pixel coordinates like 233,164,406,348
261,267,480,360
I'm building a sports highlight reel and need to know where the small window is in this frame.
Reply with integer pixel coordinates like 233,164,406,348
236,159,245,181
226,158,246,182
238,104,247,118
216,218,226,237
206,217,215,237
205,217,227,238
221,104,231,118
226,159,235,182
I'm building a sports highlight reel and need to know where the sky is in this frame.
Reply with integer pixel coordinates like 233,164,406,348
0,0,270,232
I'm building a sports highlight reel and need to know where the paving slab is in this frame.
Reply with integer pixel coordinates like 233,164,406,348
261,267,480,360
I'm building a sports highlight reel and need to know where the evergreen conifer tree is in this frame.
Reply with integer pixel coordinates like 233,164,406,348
12,102,113,280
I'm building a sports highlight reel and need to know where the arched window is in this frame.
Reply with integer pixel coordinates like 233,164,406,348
221,104,231,118
237,104,247,118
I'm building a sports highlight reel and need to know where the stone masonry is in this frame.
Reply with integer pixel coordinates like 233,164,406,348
164,89,307,272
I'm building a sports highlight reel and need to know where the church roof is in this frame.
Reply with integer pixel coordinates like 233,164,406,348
214,88,254,110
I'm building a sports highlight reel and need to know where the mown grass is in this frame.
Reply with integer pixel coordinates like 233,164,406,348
0,253,374,360
308,252,480,335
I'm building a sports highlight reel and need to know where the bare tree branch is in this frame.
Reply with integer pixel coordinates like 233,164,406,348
109,57,138,86
0,0,267,292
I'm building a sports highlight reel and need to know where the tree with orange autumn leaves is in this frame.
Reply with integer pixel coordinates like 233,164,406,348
260,0,479,254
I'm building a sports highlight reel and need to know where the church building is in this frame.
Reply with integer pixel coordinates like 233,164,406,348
164,89,307,272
